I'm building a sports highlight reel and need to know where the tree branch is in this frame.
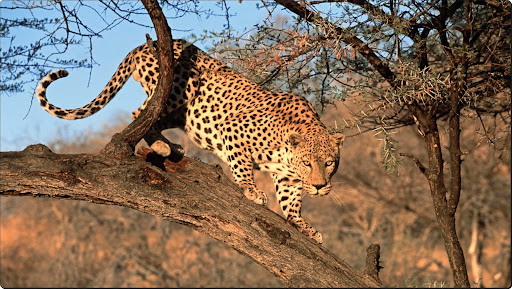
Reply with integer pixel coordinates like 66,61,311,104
400,152,428,177
101,0,174,158
275,0,397,88
312,0,421,40
0,144,382,288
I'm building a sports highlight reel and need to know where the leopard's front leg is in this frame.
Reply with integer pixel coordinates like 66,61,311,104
271,173,323,243
226,149,268,206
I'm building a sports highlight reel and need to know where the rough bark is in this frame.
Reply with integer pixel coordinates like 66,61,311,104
0,144,382,288
364,244,382,285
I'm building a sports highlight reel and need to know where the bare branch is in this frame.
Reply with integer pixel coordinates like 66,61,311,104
101,0,174,157
274,0,397,87
400,152,428,177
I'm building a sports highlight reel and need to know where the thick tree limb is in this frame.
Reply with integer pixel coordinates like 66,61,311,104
0,144,382,288
101,0,174,158
2,1,382,286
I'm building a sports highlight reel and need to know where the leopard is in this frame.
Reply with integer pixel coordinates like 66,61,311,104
36,39,345,244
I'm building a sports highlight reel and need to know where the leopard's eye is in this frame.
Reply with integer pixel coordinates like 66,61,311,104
302,160,311,167
326,160,334,166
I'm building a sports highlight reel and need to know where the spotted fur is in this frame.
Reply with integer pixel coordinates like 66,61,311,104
37,39,345,243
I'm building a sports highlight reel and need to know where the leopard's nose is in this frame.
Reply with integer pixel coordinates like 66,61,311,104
313,183,326,190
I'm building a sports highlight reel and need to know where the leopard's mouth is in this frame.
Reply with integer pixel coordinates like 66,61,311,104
303,183,331,196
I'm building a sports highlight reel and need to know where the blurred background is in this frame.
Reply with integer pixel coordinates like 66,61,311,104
1,101,510,287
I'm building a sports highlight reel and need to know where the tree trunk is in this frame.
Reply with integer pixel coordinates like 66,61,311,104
416,108,470,288
0,144,382,288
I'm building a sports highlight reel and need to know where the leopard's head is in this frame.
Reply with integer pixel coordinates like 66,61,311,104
288,130,345,196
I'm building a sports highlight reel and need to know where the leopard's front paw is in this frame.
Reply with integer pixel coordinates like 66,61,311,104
298,224,323,244
243,187,268,206
289,218,323,244
310,230,323,244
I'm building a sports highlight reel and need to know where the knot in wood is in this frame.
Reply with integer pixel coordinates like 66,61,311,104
141,167,167,185
253,218,290,244
23,144,53,155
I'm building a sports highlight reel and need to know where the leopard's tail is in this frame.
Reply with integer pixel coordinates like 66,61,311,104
36,49,137,120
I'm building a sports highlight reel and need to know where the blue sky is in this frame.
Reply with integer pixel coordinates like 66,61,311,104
0,1,274,151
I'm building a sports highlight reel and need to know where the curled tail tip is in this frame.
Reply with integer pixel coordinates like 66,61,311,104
50,69,69,80
58,69,69,77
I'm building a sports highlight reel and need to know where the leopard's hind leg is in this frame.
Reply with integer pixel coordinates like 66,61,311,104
138,72,199,162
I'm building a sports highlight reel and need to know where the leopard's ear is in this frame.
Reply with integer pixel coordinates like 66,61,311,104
333,133,345,147
288,133,303,147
